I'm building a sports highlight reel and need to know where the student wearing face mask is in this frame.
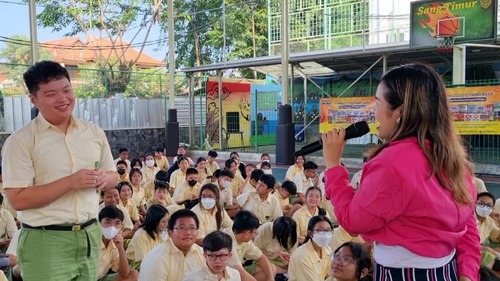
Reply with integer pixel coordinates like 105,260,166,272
260,161,273,176
141,153,160,183
192,183,233,246
116,160,130,183
126,204,169,270
173,168,201,208
215,169,240,218
474,192,500,268
98,205,138,281
292,186,330,244
288,215,333,281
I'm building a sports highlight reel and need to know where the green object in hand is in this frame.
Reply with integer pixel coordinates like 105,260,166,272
95,161,100,169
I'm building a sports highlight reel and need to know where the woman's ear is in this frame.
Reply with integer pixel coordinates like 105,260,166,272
360,268,369,279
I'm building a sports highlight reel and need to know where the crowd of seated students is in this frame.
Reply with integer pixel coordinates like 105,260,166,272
0,147,497,281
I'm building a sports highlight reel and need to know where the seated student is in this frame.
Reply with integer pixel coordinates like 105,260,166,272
145,181,175,209
5,229,21,281
117,181,141,224
117,160,130,182
0,194,17,252
237,174,283,224
256,154,271,170
196,157,213,184
100,188,134,239
126,204,169,269
260,161,273,176
475,192,500,267
182,231,241,281
228,210,276,281
224,158,245,198
154,147,170,171
273,181,301,217
173,168,201,208
143,170,169,201
326,242,371,281
254,216,298,274
129,168,146,208
244,164,256,182
288,215,333,281
330,225,365,256
141,153,161,183
349,157,367,191
214,169,240,218
292,186,331,243
169,156,191,193
192,183,233,245
241,169,265,194
285,155,305,181
172,145,195,167
474,176,488,193
139,209,205,281
97,205,139,281
206,150,220,174
317,172,337,223
290,161,318,204
229,152,246,178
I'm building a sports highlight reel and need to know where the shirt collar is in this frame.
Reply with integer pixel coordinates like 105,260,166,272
203,263,231,279
36,113,78,132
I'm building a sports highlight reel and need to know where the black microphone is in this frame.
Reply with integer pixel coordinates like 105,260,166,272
294,121,370,157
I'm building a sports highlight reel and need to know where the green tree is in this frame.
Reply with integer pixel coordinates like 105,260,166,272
36,0,166,95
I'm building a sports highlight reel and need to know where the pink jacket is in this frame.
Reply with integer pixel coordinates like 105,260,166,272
325,137,480,281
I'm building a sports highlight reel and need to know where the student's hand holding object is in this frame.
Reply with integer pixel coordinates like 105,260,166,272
113,233,124,249
70,169,102,189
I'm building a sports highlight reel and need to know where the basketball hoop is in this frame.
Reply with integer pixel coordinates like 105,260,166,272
436,35,456,53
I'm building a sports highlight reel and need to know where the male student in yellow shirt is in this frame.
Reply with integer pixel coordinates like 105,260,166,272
2,61,118,281
172,168,201,207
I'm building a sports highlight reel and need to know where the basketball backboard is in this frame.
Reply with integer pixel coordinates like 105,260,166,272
410,0,497,48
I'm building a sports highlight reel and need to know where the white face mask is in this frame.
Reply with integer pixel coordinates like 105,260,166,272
312,232,332,248
145,160,155,167
160,230,168,240
476,205,493,218
263,169,272,175
101,226,120,240
201,198,217,210
220,180,231,189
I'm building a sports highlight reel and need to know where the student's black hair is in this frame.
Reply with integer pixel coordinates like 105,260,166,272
196,157,207,165
232,210,260,234
218,169,234,179
129,168,143,182
229,151,240,158
305,186,326,216
155,147,164,153
168,209,199,231
250,169,265,182
186,167,198,176
154,181,169,191
479,266,500,281
272,216,297,251
141,204,169,241
199,183,222,229
98,205,125,222
259,174,276,190
224,158,237,169
23,61,70,95
261,161,271,169
281,180,297,196
303,215,332,245
130,159,142,169
119,148,128,153
212,169,221,179
155,170,170,182
116,160,128,167
100,185,119,198
303,161,318,170
203,230,233,253
208,150,218,158
477,192,496,206
260,153,270,159
117,181,134,196
176,156,189,165
334,242,373,281
295,155,305,162
0,193,4,205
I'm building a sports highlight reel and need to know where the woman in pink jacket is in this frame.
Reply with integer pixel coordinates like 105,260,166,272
322,63,480,281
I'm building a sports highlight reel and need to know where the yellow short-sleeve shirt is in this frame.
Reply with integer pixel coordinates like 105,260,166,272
292,205,330,240
236,191,283,224
206,161,220,174
191,204,233,239
169,169,186,191
172,181,201,202
254,221,297,257
126,228,165,262
98,240,120,279
120,199,140,222
141,166,160,184
285,164,304,181
182,263,241,281
288,240,331,281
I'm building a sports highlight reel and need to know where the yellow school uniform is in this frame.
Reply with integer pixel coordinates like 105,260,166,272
142,181,155,201
120,199,140,222
145,196,175,210
139,238,204,281
172,181,201,202
2,115,115,226
242,183,255,194
254,222,297,257
191,204,233,239
288,240,331,281
272,191,290,210
126,228,166,262
230,173,245,197
290,173,314,195
98,240,120,279
474,177,488,193
285,164,304,181
227,233,263,267
197,168,213,184
0,208,18,242
131,183,146,206
477,216,500,243
236,191,283,224
141,166,160,184
169,169,186,191
292,205,330,240
118,174,130,183
182,263,241,281
330,225,365,252
218,183,234,208
206,161,220,174
155,156,170,170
